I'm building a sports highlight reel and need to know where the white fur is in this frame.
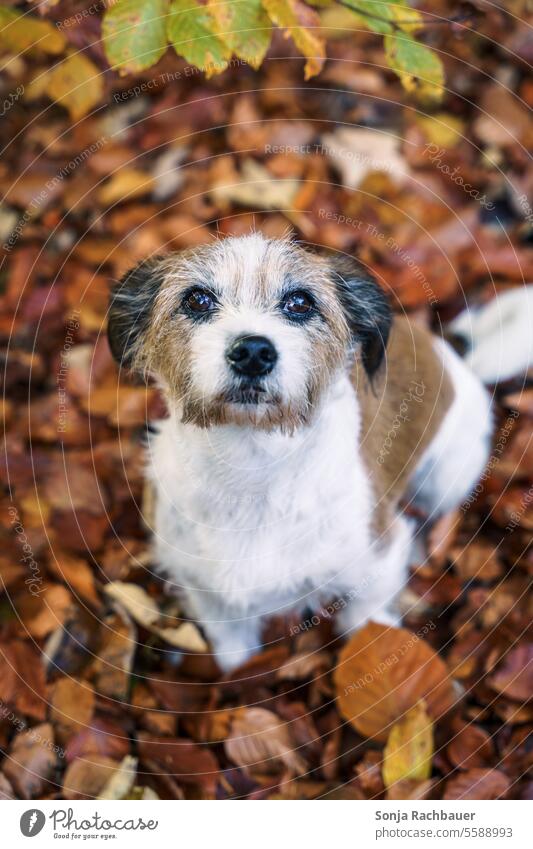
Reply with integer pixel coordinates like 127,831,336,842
149,374,413,670
148,338,493,671
448,285,533,383
149,335,493,670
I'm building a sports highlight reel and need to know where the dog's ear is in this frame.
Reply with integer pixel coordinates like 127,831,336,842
108,257,163,370
329,255,392,380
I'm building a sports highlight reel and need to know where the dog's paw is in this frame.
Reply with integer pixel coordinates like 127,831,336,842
214,640,256,674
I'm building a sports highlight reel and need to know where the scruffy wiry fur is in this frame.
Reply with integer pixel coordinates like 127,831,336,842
108,233,493,671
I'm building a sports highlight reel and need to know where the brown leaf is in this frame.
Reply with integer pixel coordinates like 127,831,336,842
386,778,435,800
49,552,101,608
65,718,131,764
91,607,137,699
452,541,503,583
2,723,58,799
488,644,533,702
225,707,306,776
50,678,95,744
0,774,15,800
62,755,120,800
427,510,460,567
15,583,74,639
334,622,456,742
444,768,510,800
137,734,219,797
276,650,329,681
0,641,47,721
447,722,495,771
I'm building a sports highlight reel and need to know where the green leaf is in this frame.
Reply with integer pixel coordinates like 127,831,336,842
338,0,399,34
384,31,444,101
0,6,65,55
102,0,169,74
167,0,231,76
335,0,422,35
209,0,272,69
261,0,325,79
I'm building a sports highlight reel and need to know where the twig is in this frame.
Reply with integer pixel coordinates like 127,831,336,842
336,2,473,33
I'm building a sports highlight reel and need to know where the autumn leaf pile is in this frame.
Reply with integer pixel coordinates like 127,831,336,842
0,0,532,801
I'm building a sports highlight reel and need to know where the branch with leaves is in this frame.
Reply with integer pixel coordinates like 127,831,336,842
0,0,451,121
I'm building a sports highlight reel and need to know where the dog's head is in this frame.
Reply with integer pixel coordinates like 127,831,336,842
108,234,391,432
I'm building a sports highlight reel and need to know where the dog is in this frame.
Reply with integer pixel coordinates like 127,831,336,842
108,233,526,671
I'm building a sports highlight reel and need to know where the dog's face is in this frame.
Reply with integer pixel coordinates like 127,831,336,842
108,234,391,432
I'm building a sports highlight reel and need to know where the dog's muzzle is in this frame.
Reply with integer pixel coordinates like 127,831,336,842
226,335,278,378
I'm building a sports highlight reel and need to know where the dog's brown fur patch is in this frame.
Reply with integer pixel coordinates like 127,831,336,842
353,317,455,536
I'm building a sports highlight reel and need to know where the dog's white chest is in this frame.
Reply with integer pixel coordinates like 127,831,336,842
149,377,374,614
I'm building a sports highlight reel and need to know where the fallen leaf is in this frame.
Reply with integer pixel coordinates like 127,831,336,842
91,607,137,699
97,755,138,799
212,159,300,210
157,622,208,652
44,54,104,120
2,724,57,799
447,722,495,771
50,678,95,743
444,768,510,800
225,707,306,776
382,701,433,788
104,582,160,628
334,622,455,742
137,734,219,797
322,127,409,188
488,644,533,703
99,170,155,206
62,755,120,800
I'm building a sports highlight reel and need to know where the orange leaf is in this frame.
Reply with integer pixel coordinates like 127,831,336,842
334,622,455,742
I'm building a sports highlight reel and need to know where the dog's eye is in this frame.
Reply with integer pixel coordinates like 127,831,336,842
282,290,314,317
185,289,216,314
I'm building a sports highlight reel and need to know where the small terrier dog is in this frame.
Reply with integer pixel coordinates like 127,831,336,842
108,233,494,671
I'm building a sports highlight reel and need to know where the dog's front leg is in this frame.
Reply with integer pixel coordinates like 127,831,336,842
184,591,262,673
333,516,412,636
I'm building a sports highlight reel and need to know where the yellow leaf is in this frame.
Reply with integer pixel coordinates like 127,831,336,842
208,0,272,70
45,54,104,120
262,0,325,79
99,169,155,205
416,113,465,149
383,701,433,788
0,7,65,55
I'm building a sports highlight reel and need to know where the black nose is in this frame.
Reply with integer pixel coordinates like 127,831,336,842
226,335,278,378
